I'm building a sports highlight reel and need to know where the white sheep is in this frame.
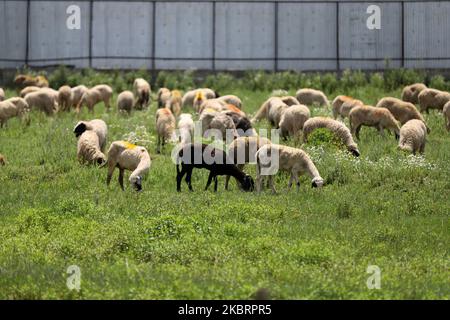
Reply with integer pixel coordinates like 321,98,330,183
206,113,238,141
157,88,171,108
402,83,427,105
279,104,310,138
198,99,226,114
58,85,73,112
349,105,400,140
177,113,194,145
77,84,113,113
133,78,151,110
117,90,135,114
155,108,177,153
71,85,89,109
252,97,288,127
199,108,219,135
167,90,182,116
376,97,429,131
24,88,58,115
19,86,41,98
303,117,360,157
443,101,450,132
295,88,329,108
398,119,427,154
73,119,108,152
217,95,242,109
76,130,106,165
418,88,450,113
255,144,324,193
0,97,29,127
106,141,151,191
181,88,216,109
0,88,5,101
332,95,363,120
280,96,301,106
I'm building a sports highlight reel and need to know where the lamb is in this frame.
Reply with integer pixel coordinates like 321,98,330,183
398,119,427,154
70,85,89,109
295,88,329,108
252,97,288,127
224,111,256,136
133,78,151,110
106,141,151,191
76,84,113,113
279,104,311,139
349,105,400,140
58,85,73,112
176,143,254,192
177,113,195,145
376,97,429,132
332,95,363,119
24,88,58,115
217,95,242,109
73,119,108,151
443,101,450,132
303,117,360,157
0,154,5,166
76,130,106,165
167,90,182,116
117,90,135,114
157,88,171,108
418,88,450,113
0,97,29,128
402,83,427,105
0,88,4,101
19,86,41,98
255,144,324,193
14,74,49,88
206,113,238,141
225,136,271,190
155,108,177,153
181,88,216,109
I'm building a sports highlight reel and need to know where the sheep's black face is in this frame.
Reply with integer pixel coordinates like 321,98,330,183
395,132,400,141
73,122,87,138
350,149,360,157
242,175,255,192
133,177,143,192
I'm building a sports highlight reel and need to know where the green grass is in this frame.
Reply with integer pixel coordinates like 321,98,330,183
0,85,449,300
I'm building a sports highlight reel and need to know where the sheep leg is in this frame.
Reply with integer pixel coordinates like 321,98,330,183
268,175,277,194
205,172,214,191
106,164,116,186
294,174,300,192
377,125,385,136
355,125,362,140
118,169,125,191
288,173,295,190
185,167,193,191
225,175,231,190
213,176,218,192
156,134,161,154
176,166,187,192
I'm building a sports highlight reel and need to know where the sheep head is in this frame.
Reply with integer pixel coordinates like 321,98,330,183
73,122,87,138
311,177,324,188
130,175,143,192
240,174,255,192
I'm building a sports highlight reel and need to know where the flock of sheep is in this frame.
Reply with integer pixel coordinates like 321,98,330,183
0,74,449,193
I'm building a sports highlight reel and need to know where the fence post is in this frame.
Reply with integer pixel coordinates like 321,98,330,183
401,1,405,68
152,1,156,70
25,0,31,67
336,1,340,72
274,1,278,72
212,1,216,71
88,0,93,68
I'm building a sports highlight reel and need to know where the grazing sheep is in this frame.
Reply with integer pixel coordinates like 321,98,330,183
295,88,329,108
181,88,216,109
0,88,4,101
70,85,89,109
398,119,427,154
224,111,256,136
14,74,49,88
73,119,108,151
133,78,151,110
376,97,429,132
402,83,427,105
24,88,58,115
77,84,113,113
349,105,400,140
176,143,254,192
156,108,177,153
303,117,360,157
223,103,245,115
207,113,238,141
418,88,450,113
279,104,311,139
0,154,5,166
198,99,225,114
217,95,242,109
332,95,363,120
225,136,271,190
193,91,208,113
255,144,324,193
177,113,195,145
167,90,182,116
0,97,29,128
106,141,151,191
117,90,135,114
157,88,171,108
76,130,106,165
443,101,450,132
58,85,73,112
252,97,288,127
268,101,288,129
280,96,301,106
199,108,219,135
19,86,41,98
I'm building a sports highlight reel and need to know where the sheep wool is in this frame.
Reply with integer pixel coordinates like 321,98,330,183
332,95,363,119
199,108,219,135
76,130,106,165
255,144,324,193
217,95,242,109
295,88,329,108
168,90,182,116
402,83,427,105
73,119,108,151
117,90,135,114
133,78,151,110
280,96,301,106
77,84,113,113
418,88,450,113
156,108,177,153
443,101,450,132
0,98,29,127
181,88,216,109
24,88,58,115
207,113,238,141
157,88,172,108
376,97,428,131
252,97,288,126
0,88,4,101
177,113,195,145
70,85,89,109
398,119,427,154
279,104,311,138
19,86,41,98
106,141,151,191
303,117,360,157
14,75,49,88
58,85,73,112
349,105,400,140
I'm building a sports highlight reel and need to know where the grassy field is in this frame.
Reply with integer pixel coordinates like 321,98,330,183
0,80,449,299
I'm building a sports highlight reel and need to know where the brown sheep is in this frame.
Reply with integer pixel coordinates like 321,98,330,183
401,83,427,105
418,88,450,113
376,97,429,132
349,105,400,140
14,75,49,89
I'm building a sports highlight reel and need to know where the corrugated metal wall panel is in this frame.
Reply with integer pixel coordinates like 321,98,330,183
28,1,90,68
0,1,27,68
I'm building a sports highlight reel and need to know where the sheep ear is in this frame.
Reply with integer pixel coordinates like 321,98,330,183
73,122,87,137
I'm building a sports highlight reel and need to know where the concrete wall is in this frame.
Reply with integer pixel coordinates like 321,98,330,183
0,0,449,70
